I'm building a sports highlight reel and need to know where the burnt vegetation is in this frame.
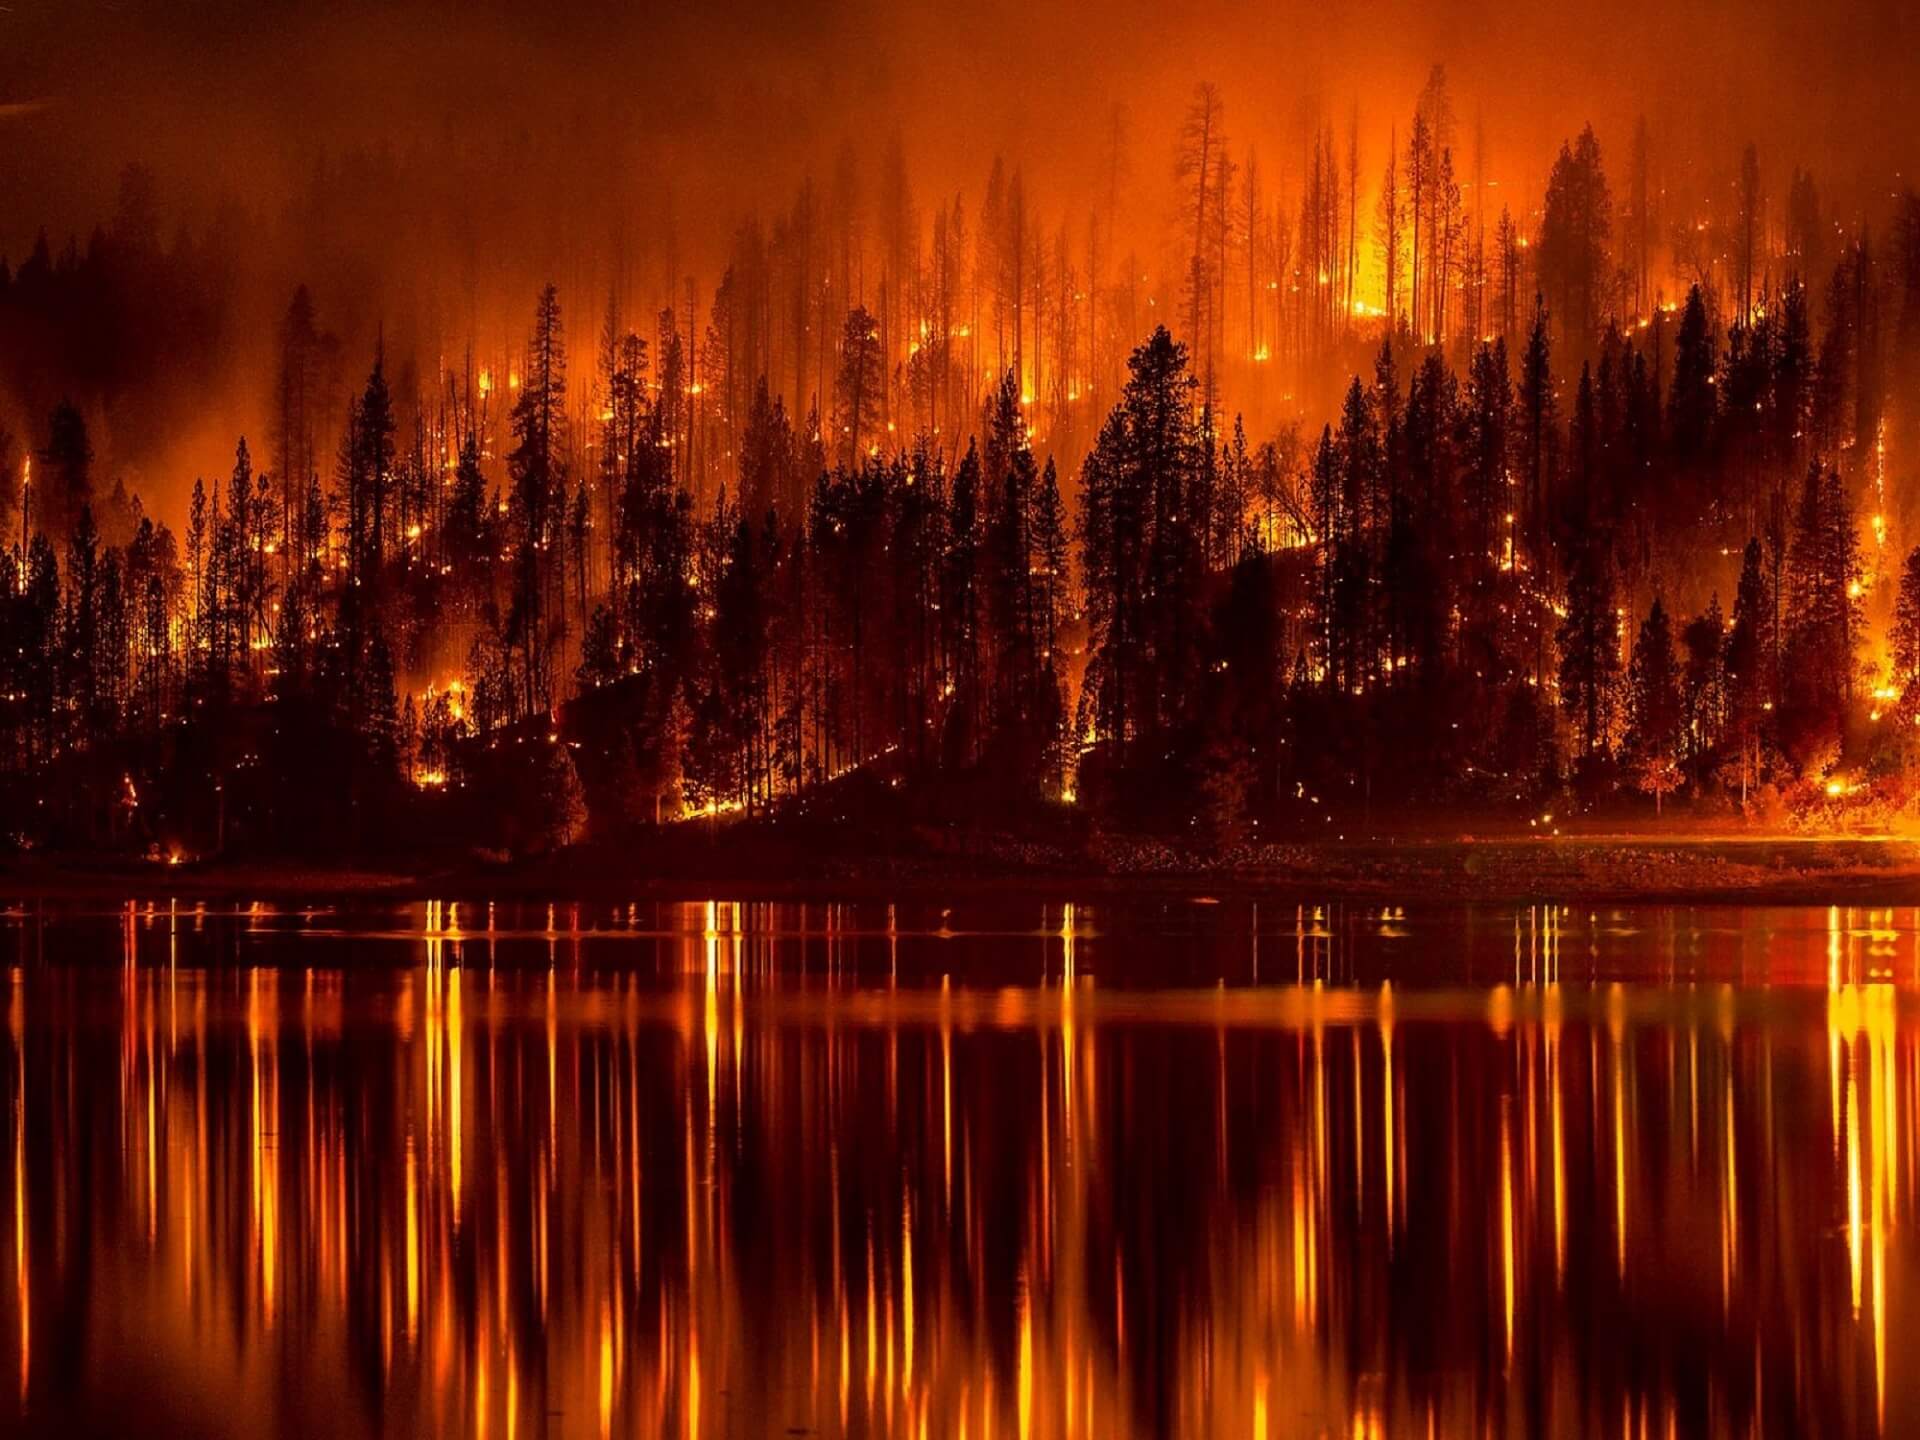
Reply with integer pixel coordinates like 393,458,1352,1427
3,73,1920,863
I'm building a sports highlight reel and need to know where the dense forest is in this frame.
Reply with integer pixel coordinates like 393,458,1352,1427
3,73,1919,860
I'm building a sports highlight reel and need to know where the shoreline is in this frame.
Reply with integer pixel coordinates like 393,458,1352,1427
5,829,1920,909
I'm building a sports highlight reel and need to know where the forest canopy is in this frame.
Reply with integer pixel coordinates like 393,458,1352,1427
1,14,1918,855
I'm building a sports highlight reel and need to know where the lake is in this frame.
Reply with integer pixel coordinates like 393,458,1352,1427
0,898,1911,1436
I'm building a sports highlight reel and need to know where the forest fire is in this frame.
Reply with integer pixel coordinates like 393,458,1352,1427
6,6,1920,1439
0,0,1906,865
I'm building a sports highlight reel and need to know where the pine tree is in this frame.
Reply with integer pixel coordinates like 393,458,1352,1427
1518,300,1555,570
185,477,208,667
362,634,401,784
1331,376,1380,692
1537,125,1612,348
1891,545,1920,704
1781,460,1861,768
507,284,567,716
835,305,884,467
1033,456,1069,669
1032,456,1070,794
1077,328,1203,786
346,354,396,585
1668,285,1716,469
1461,340,1512,673
1131,327,1203,743
1557,536,1619,763
64,504,103,744
709,512,770,809
985,439,1039,769
1626,596,1682,812
1771,279,1811,471
943,440,984,764
1375,135,1405,325
1724,538,1773,800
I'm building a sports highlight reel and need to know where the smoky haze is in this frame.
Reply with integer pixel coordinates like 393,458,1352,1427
0,0,1913,521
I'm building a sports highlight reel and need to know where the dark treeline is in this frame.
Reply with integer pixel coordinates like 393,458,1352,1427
3,260,1917,856
5,85,1920,857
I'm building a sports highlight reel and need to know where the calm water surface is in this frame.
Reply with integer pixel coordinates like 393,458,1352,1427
0,898,1913,1437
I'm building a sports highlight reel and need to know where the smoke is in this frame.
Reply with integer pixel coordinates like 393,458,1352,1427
0,0,1913,522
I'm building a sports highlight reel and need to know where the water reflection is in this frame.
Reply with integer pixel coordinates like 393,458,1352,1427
1,899,1916,1436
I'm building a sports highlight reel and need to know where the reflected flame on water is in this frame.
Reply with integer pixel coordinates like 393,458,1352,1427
10,966,24,1406
1830,909,1898,1431
0,901,1916,1435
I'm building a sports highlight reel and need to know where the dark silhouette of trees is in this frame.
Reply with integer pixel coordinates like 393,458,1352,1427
1537,125,1612,351
1779,460,1861,768
1680,596,1726,780
1724,540,1772,798
1892,546,1920,706
1,109,1917,860
1078,327,1203,796
1625,597,1682,811
1557,537,1619,768
834,305,883,467
507,285,567,718
1669,285,1716,470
